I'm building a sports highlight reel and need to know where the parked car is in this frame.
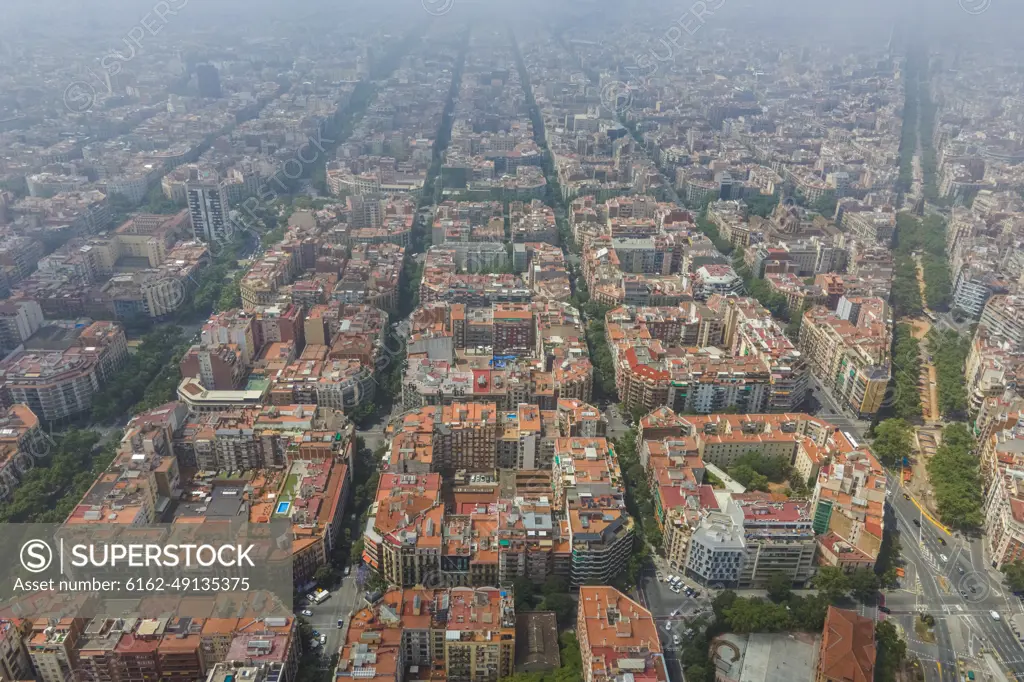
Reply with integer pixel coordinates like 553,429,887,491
878,606,891,614
319,634,327,645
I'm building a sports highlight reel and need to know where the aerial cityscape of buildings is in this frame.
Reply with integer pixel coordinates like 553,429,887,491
0,1,1023,682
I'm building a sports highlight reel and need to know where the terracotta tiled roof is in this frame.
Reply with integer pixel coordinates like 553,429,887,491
820,606,876,682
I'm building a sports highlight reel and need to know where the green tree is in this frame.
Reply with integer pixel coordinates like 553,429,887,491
813,566,850,602
812,194,838,218
929,329,969,419
724,597,791,633
727,464,769,491
927,423,982,530
875,620,907,682
712,589,738,621
1001,561,1024,593
538,593,576,626
849,569,880,602
511,576,536,612
766,573,792,603
871,419,914,468
349,539,365,566
541,576,568,598
315,565,337,588
788,594,830,631
733,450,790,482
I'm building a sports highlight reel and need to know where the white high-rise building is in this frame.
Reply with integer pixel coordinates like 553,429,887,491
187,178,233,245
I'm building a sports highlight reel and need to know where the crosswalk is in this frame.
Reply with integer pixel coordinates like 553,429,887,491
919,543,941,573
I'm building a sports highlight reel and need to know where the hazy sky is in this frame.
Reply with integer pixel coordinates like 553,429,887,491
0,0,1021,48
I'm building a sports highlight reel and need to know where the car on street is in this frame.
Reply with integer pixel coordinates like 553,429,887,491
878,606,891,614
940,554,948,563
957,566,964,574
991,611,1001,621
301,609,313,617
312,630,319,637
903,493,911,500
938,537,946,545
912,518,921,526
673,635,681,645
319,634,327,645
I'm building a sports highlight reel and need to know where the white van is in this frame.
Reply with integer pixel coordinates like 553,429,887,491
991,611,1001,621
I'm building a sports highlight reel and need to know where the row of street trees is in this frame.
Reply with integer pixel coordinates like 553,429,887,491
926,423,982,530
928,328,970,420
889,324,925,421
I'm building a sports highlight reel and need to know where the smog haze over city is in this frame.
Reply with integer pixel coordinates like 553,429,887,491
2,3,1024,682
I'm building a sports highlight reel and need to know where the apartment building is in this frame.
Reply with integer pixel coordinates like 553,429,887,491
365,432,628,589
510,199,558,245
693,265,744,300
980,294,1024,351
180,344,247,390
553,437,634,586
0,299,44,354
0,321,129,422
362,472,445,586
0,403,44,499
187,178,233,245
798,299,890,417
577,587,666,682
28,618,84,682
338,587,516,682
811,433,886,572
952,263,1010,320
837,200,896,244
175,404,351,471
722,296,810,413
680,493,815,589
981,415,1024,567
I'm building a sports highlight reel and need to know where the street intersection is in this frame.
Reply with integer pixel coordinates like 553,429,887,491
886,473,1024,682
